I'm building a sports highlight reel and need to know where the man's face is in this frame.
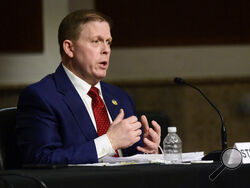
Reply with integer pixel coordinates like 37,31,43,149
71,21,112,85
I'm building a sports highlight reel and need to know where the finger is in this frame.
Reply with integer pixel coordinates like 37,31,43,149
143,137,158,150
125,115,138,124
112,109,124,125
130,121,142,131
135,128,142,136
151,120,161,137
141,115,149,133
148,128,160,143
137,146,155,154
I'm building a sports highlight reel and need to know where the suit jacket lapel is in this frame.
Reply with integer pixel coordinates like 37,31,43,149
54,64,98,140
101,82,121,121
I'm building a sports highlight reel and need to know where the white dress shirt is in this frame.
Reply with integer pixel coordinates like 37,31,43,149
62,64,122,159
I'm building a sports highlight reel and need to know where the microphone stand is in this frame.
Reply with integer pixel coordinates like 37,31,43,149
174,78,227,161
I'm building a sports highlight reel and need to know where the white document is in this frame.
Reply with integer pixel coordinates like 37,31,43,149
100,154,163,163
182,152,205,162
234,142,250,164
68,152,205,167
100,152,204,164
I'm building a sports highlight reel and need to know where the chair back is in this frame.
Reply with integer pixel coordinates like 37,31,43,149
0,107,21,169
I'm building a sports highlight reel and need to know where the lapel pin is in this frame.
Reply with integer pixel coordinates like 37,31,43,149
112,99,118,106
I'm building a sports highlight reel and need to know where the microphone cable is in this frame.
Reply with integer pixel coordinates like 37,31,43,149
174,77,227,151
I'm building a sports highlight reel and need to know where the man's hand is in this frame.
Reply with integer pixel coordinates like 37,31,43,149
137,115,161,154
107,109,142,150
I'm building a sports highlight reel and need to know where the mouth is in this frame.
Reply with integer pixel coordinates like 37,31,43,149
99,61,108,68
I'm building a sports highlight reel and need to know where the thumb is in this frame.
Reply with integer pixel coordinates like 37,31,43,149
112,109,124,125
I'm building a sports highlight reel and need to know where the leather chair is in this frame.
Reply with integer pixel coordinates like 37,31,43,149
0,107,21,169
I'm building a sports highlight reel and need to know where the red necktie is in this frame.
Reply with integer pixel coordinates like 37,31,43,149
88,86,119,157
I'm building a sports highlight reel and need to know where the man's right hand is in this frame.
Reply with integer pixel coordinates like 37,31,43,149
106,109,142,150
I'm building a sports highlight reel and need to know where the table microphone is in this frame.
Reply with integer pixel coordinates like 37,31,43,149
174,77,227,161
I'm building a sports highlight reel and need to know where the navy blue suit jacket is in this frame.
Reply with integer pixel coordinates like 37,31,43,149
16,64,143,164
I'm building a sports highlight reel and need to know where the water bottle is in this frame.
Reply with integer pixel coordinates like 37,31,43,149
163,127,182,163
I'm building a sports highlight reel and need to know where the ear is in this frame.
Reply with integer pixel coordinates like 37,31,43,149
63,40,74,58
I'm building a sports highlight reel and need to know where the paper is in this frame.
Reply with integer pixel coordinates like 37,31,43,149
100,154,162,163
100,152,204,163
68,152,205,167
182,152,205,162
234,142,250,164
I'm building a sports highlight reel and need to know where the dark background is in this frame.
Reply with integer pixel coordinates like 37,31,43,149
95,0,250,47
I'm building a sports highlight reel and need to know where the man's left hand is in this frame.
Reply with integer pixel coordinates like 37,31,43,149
137,115,161,154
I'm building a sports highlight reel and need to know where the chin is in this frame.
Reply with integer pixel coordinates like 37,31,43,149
97,71,107,79
95,74,106,81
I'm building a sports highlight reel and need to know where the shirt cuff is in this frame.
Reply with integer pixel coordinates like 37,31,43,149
94,134,116,159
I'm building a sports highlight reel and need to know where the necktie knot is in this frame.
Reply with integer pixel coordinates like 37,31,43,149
88,87,99,98
88,86,105,109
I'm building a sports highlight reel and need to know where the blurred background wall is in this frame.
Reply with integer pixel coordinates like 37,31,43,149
0,0,250,154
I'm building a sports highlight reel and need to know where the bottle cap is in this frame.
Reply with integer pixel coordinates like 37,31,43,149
168,127,177,133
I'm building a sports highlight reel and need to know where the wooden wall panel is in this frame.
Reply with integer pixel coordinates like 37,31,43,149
95,0,250,47
0,0,43,52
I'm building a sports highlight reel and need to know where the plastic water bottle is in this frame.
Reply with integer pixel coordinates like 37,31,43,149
163,127,182,163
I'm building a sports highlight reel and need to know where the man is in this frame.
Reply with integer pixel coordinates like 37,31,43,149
16,10,161,164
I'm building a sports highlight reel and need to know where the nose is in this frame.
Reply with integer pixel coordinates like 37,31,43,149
101,42,111,55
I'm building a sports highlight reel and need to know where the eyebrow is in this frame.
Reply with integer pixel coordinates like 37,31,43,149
92,35,112,41
107,37,112,42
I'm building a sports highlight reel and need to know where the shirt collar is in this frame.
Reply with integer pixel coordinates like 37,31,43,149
62,63,102,96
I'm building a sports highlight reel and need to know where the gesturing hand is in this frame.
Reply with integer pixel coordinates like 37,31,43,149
137,115,161,154
107,109,142,150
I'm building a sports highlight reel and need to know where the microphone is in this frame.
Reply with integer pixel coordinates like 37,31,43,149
174,77,227,161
